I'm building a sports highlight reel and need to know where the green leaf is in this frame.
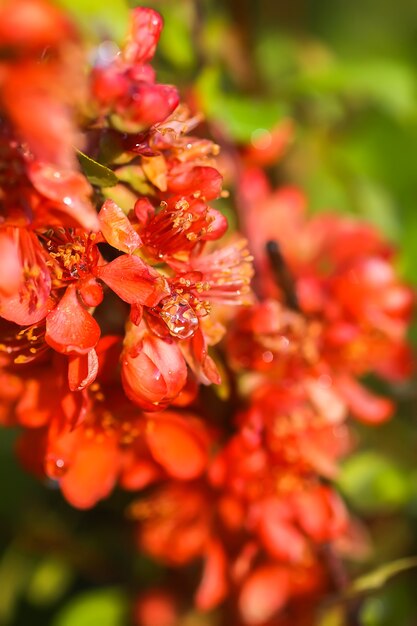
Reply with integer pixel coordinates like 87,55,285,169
0,548,36,624
348,556,417,596
158,4,195,70
26,558,74,607
52,588,127,626
359,580,415,626
77,151,119,187
219,95,286,143
317,605,346,626
337,451,410,513
196,66,286,142
293,59,417,120
56,0,129,43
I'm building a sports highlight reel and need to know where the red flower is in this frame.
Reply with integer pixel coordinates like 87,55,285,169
122,320,187,410
0,227,52,325
91,7,179,131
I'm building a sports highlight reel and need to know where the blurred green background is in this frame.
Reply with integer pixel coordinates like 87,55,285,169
1,1,417,624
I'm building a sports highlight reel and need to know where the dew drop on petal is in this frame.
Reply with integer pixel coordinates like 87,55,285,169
160,295,199,339
262,350,274,363
318,374,332,388
45,455,67,479
250,128,272,150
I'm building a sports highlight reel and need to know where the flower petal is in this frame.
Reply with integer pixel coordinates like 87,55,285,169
98,199,142,253
60,434,120,509
46,285,101,354
146,413,208,479
337,375,394,424
68,349,99,391
195,539,228,610
122,328,187,410
239,565,289,624
0,229,51,325
95,255,169,307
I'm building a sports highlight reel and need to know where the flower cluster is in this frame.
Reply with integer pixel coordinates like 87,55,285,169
129,171,412,625
0,2,413,625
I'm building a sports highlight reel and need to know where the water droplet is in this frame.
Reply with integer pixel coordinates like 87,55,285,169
160,295,199,339
318,374,332,388
262,350,274,363
63,196,72,206
45,455,67,479
95,40,120,66
250,128,272,150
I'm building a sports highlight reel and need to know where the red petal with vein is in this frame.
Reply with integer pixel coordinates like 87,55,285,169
134,197,155,226
182,329,221,385
95,255,169,307
0,231,21,296
28,162,98,231
195,539,228,610
78,276,103,307
46,285,101,355
0,229,51,325
167,165,223,201
128,83,179,127
146,413,208,479
98,199,142,253
337,375,394,424
122,332,187,409
203,207,228,241
68,349,99,391
239,565,290,624
122,349,168,408
124,7,163,65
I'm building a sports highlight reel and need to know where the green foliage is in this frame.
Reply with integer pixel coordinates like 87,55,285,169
77,151,119,188
359,580,416,626
349,557,417,596
196,66,287,142
56,0,129,42
26,558,74,607
52,588,128,626
337,451,410,514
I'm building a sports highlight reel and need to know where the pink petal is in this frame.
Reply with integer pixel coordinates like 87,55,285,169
0,229,51,325
0,230,22,295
